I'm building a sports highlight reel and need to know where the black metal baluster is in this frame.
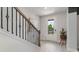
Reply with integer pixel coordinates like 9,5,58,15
25,19,26,40
19,13,21,37
22,16,24,39
16,10,17,36
38,32,40,46
32,27,35,43
12,7,13,34
6,7,9,31
1,7,3,29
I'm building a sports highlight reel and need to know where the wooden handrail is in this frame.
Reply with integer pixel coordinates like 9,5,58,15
14,7,40,33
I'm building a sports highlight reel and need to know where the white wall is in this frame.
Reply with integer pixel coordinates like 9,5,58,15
67,12,77,51
0,28,40,52
40,12,67,42
18,7,40,30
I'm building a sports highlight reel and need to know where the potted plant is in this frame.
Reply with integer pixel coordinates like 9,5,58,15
60,28,67,45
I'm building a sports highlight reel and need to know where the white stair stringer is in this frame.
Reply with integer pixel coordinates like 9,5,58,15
0,28,40,52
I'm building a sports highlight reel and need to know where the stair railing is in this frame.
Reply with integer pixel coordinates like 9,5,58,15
0,7,40,46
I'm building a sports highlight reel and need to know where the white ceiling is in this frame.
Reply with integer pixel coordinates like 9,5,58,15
25,7,67,16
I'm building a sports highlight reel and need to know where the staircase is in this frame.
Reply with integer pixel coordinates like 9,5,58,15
0,7,40,51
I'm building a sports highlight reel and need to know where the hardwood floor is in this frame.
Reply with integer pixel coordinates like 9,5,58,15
40,40,68,52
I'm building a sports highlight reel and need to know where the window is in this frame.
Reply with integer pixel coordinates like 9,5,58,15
48,19,54,34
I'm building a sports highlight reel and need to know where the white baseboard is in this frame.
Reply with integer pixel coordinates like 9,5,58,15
40,40,59,44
